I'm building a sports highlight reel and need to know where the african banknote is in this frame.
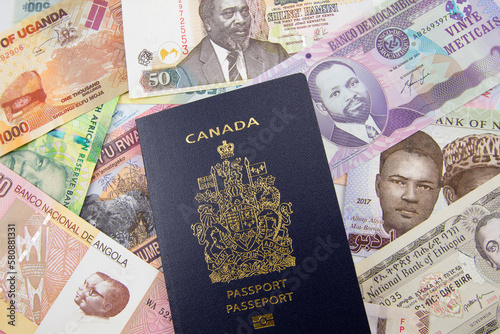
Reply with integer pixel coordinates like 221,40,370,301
12,0,63,25
0,0,127,155
248,0,500,180
344,88,500,260
356,173,500,333
122,0,373,98
0,98,117,216
0,164,174,334
81,105,180,270
364,302,429,333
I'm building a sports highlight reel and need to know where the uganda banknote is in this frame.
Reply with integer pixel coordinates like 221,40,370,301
0,164,174,334
122,0,372,98
248,0,500,180
344,88,500,260
0,0,127,156
0,98,117,216
12,0,63,26
356,173,500,333
81,105,179,270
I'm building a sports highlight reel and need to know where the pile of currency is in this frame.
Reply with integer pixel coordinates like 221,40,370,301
0,0,499,332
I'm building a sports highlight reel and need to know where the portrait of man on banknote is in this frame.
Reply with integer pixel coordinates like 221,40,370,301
375,131,443,238
475,212,500,271
0,149,72,202
442,133,500,204
74,271,130,318
308,59,387,147
176,0,289,86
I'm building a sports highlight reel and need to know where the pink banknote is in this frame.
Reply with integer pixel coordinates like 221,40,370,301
0,0,127,156
248,0,500,179
0,164,174,333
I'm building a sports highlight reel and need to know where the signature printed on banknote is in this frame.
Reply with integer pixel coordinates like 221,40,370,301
122,0,372,98
0,0,128,155
248,0,500,180
356,173,500,333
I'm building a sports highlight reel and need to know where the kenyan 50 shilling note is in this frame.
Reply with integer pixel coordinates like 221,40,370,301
0,0,127,156
122,0,372,98
248,0,500,180
344,89,500,260
0,164,174,334
355,172,500,333
0,98,117,215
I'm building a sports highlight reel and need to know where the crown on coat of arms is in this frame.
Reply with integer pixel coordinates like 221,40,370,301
191,141,295,283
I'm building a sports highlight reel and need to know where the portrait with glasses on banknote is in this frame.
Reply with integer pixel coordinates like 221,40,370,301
308,58,388,148
177,0,289,87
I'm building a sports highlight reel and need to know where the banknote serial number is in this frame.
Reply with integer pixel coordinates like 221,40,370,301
0,45,24,62
0,122,30,145
357,198,371,204
412,14,450,39
179,0,189,55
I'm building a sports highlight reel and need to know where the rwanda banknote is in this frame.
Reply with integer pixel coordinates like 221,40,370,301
122,0,372,98
0,163,174,334
0,98,117,215
356,173,500,332
0,0,127,155
248,0,500,180
81,105,178,270
344,88,500,260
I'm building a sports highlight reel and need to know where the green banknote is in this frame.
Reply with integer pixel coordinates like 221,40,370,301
0,98,117,214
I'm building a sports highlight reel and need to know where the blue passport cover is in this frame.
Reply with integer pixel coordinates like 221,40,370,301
136,73,369,333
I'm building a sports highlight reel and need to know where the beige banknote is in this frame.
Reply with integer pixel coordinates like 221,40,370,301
0,0,127,155
0,164,174,333
356,173,500,332
122,0,372,98
345,90,500,260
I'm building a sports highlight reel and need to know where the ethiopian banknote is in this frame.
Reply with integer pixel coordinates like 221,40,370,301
0,98,117,216
364,302,429,333
81,105,181,270
344,89,500,260
0,164,174,334
0,0,127,155
356,173,500,332
122,0,372,98
248,0,500,180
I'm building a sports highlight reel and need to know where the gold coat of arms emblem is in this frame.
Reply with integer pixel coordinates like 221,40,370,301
191,141,295,283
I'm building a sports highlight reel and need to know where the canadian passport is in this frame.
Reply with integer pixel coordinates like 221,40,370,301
136,74,369,333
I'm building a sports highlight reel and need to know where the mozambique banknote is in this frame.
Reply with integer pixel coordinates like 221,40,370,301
122,0,372,98
0,164,174,334
81,105,180,269
356,173,500,332
0,98,117,216
248,0,500,179
0,0,127,155
344,89,500,260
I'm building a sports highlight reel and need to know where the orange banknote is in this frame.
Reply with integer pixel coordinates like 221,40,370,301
0,0,127,156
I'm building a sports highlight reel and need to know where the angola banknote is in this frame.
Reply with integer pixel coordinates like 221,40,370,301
248,0,500,180
81,105,180,270
356,173,500,332
0,0,128,155
122,0,373,98
344,88,500,260
0,164,174,334
0,98,117,216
